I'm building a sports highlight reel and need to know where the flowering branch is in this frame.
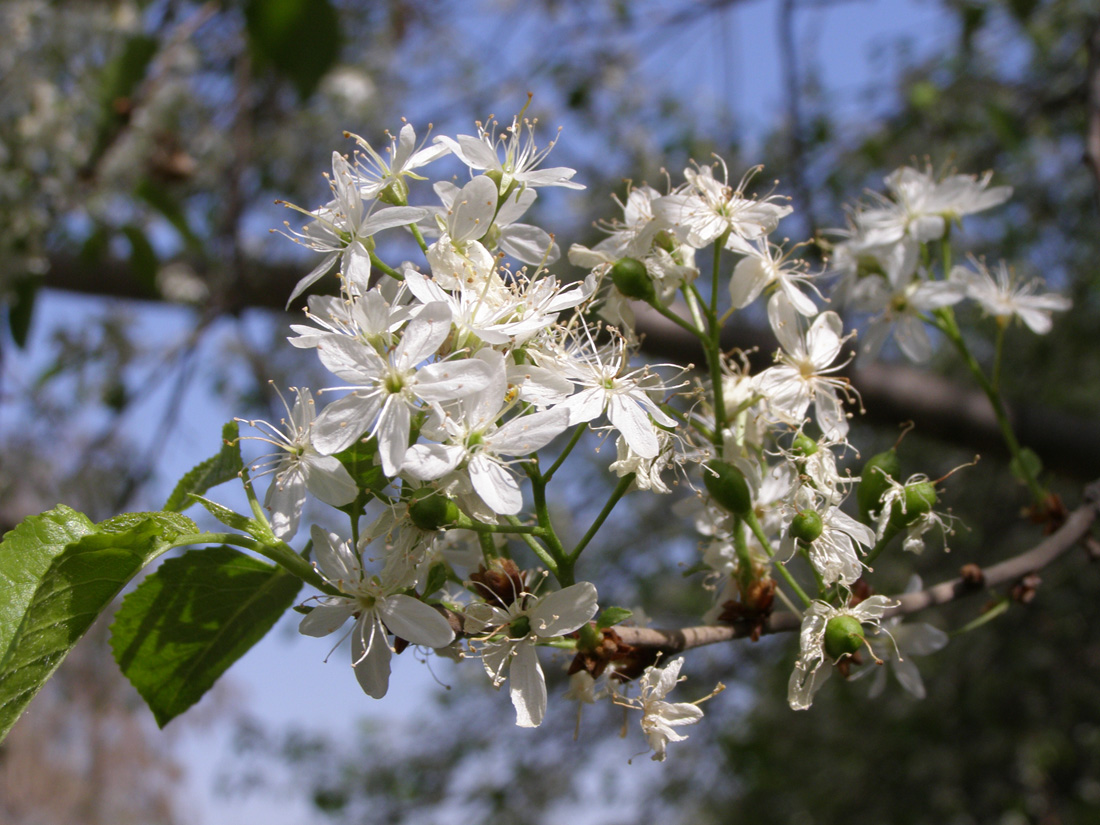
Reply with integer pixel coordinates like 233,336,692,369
614,478,1100,652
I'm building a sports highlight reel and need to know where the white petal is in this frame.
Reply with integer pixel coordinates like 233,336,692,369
469,454,523,515
379,594,456,648
298,601,355,637
352,617,391,699
302,454,358,506
509,642,548,728
530,581,599,637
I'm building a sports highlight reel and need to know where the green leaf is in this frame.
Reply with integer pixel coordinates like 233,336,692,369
0,511,197,742
164,421,244,512
111,545,302,727
121,224,158,293
190,495,256,534
421,561,450,599
0,506,97,664
7,275,40,349
596,606,633,629
244,0,341,100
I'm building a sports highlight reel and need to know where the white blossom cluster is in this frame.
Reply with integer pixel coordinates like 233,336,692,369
250,117,1071,760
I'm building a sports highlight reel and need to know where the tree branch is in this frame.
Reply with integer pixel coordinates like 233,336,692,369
614,478,1100,652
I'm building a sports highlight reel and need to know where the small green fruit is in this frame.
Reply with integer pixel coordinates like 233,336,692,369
789,509,824,544
408,491,460,531
888,479,937,529
857,448,901,522
703,461,752,516
823,614,865,660
791,433,819,457
610,257,656,302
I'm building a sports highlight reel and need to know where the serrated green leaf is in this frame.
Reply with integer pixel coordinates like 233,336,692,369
191,495,256,534
164,421,243,512
111,545,302,727
0,511,197,742
0,506,97,664
596,606,633,629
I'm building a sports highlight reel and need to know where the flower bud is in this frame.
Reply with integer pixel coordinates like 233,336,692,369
377,177,409,206
823,614,865,660
408,490,460,531
789,509,824,544
610,257,656,303
703,461,752,516
857,448,901,522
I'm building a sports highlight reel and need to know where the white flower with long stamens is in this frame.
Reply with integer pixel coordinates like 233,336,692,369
432,180,559,266
541,325,680,459
615,657,708,762
348,121,450,202
277,151,428,306
755,304,855,439
654,160,792,254
857,165,1012,247
729,237,822,317
952,258,1071,334
788,596,897,710
465,580,599,728
298,526,455,699
403,352,571,515
237,387,357,541
436,115,584,194
311,301,494,474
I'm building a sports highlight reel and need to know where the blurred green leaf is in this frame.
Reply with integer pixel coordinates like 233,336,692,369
245,0,342,100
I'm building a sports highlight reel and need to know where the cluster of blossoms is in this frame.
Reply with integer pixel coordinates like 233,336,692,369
246,114,1070,759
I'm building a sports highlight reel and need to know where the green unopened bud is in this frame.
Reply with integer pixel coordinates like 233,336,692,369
703,461,752,516
858,448,901,522
823,614,865,660
791,433,818,457
408,490,460,531
790,509,824,544
610,257,656,303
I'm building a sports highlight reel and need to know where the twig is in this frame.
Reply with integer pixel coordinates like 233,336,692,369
614,479,1100,652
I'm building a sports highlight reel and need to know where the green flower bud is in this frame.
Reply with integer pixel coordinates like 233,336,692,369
408,490,460,531
789,509,824,544
857,448,901,522
610,257,656,303
377,177,409,206
703,461,752,516
823,614,865,660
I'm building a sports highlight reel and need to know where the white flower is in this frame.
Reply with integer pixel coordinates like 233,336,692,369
859,577,948,699
298,526,455,699
237,387,358,541
755,304,854,439
952,258,1071,334
348,122,450,202
617,657,705,761
278,151,428,305
788,596,897,711
465,580,599,728
857,165,1012,247
654,161,791,253
780,504,875,588
436,115,584,193
728,238,820,317
311,301,494,474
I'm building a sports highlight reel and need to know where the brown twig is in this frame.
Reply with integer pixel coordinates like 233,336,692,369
614,479,1100,652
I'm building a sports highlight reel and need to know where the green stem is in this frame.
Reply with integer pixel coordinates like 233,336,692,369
652,301,705,338
543,422,588,484
370,251,402,280
170,532,339,596
743,511,813,608
409,223,430,254
453,514,548,535
933,308,1045,503
569,473,635,563
504,515,559,577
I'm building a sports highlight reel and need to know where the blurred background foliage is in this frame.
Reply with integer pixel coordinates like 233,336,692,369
1,0,1099,823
